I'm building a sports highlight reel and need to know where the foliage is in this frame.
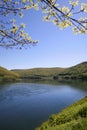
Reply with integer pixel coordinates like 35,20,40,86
0,0,87,48
35,96,87,130
0,0,39,49
2,75,18,82
0,66,19,82
1,62,87,81
12,62,87,80
56,62,87,80
12,67,65,79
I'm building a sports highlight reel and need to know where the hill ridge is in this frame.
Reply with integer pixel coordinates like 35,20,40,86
11,62,87,80
0,61,87,81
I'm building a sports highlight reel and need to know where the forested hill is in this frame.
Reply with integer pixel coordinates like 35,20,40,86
55,62,87,80
0,62,87,81
0,66,19,82
12,67,65,80
12,62,87,80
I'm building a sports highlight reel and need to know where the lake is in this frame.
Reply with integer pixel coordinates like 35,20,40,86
0,80,87,130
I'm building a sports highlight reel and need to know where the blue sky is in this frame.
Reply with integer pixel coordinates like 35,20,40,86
0,1,87,70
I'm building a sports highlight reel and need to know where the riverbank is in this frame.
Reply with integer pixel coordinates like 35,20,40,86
36,96,87,130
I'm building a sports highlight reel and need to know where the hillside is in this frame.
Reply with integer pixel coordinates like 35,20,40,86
0,66,19,82
12,62,87,80
35,96,87,130
12,68,65,80
0,62,87,81
54,62,87,80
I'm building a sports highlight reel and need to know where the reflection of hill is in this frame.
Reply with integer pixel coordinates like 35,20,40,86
60,80,87,91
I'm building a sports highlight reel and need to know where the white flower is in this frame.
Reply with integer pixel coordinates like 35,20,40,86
69,0,79,6
33,4,39,11
59,20,72,29
10,25,18,33
81,3,87,12
52,19,59,25
62,6,70,13
43,16,50,21
21,23,26,28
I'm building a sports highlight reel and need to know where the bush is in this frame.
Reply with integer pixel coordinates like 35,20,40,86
2,75,17,82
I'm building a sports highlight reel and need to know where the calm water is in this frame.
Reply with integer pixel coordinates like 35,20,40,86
0,81,87,130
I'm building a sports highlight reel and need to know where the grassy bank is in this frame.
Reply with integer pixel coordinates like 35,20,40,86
35,96,87,130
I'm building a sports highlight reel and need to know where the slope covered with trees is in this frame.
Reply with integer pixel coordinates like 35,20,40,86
12,62,87,80
0,62,87,82
12,68,65,80
54,62,87,80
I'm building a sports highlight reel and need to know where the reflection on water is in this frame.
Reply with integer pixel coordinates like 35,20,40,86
0,81,87,130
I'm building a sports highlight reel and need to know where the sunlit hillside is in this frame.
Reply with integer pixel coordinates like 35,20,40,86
0,66,19,82
54,62,87,80
0,62,87,81
12,67,65,80
12,62,87,80
36,96,87,130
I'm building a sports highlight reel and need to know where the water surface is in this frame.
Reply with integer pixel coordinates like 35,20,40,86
0,81,87,130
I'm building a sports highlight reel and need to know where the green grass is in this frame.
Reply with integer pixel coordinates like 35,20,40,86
0,66,19,82
35,96,87,130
